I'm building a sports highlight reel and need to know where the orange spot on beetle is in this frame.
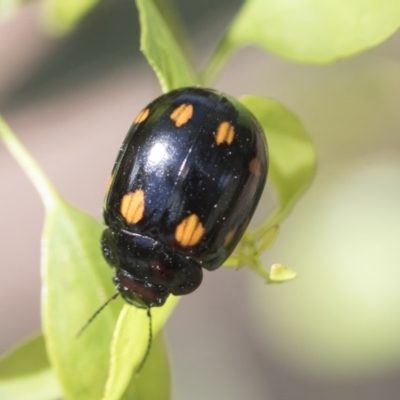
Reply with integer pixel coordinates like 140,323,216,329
170,104,193,127
249,158,262,176
120,189,145,224
175,214,205,247
215,121,235,145
134,108,150,124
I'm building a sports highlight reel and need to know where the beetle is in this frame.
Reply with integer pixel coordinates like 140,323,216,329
100,87,268,310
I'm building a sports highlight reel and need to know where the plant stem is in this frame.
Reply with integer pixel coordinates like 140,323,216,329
0,115,60,210
199,36,234,86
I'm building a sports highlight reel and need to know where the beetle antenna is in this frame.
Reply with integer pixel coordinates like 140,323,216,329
135,307,153,375
76,292,120,338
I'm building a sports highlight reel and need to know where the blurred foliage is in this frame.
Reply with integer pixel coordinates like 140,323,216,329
251,158,400,377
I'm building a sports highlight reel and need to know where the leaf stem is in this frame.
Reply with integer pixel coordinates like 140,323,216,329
199,36,234,86
250,258,271,283
0,114,60,210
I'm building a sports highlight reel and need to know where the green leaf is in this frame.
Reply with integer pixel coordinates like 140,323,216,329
136,0,197,92
42,0,101,34
240,96,316,231
226,0,400,64
120,333,171,400
103,296,178,400
42,200,122,400
153,0,192,61
0,335,61,400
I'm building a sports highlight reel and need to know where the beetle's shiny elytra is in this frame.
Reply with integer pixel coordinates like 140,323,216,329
101,87,268,309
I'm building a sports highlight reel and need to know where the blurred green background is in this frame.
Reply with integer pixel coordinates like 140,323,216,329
1,1,400,399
